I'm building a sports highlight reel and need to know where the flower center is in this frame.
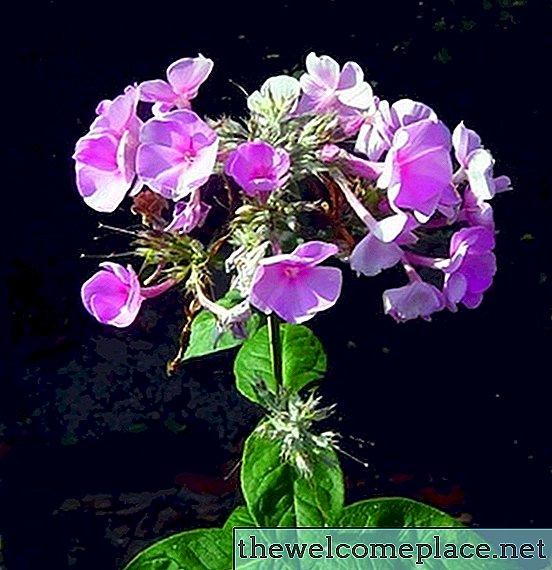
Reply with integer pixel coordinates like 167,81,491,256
181,149,196,166
284,266,301,279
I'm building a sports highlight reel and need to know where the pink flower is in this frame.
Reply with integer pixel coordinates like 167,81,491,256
224,141,290,201
355,98,437,161
383,281,445,322
452,121,511,202
350,234,403,277
443,226,497,310
139,55,213,114
136,110,218,201
73,86,141,212
297,53,374,115
165,188,211,233
250,241,342,324
378,119,453,221
458,187,495,229
81,263,174,327
349,215,418,278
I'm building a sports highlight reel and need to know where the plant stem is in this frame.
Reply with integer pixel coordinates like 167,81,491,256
268,314,283,392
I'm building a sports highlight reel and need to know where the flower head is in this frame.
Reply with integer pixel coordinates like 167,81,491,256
81,263,175,327
355,98,437,161
443,226,497,310
139,55,213,114
459,186,495,229
452,121,511,201
81,263,144,327
73,86,141,212
296,52,374,115
137,110,218,201
225,141,290,201
383,281,444,322
350,234,404,277
250,241,342,323
378,119,453,221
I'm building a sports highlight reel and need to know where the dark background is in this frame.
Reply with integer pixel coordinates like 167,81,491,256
5,0,551,568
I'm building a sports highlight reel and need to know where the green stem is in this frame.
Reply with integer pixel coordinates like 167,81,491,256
268,314,283,392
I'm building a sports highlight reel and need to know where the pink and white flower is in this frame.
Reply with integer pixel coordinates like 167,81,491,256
378,119,454,222
383,281,445,322
81,263,174,328
356,98,437,161
73,86,141,212
443,226,497,310
250,241,342,324
137,110,218,201
224,141,290,201
452,121,511,201
139,55,213,114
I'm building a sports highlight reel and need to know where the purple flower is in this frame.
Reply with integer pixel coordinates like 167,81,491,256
383,281,445,322
350,234,403,276
137,110,218,201
165,188,211,233
81,263,143,327
73,86,141,212
224,141,290,200
378,119,453,221
452,121,511,201
139,55,213,114
356,98,437,161
296,52,374,115
458,186,495,229
443,226,497,310
81,263,175,327
250,241,342,324
349,216,418,277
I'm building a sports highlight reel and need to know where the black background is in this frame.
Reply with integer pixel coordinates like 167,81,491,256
5,1,551,568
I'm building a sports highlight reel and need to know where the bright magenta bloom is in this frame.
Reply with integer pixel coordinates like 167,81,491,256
383,281,444,322
378,119,453,221
250,241,342,324
443,226,497,310
73,86,141,212
296,52,374,114
355,98,437,161
81,263,143,327
224,141,290,201
139,55,213,114
81,263,174,327
137,110,218,201
452,121,511,201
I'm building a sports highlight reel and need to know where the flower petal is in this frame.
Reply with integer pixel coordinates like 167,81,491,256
139,79,177,104
350,234,402,276
167,55,213,98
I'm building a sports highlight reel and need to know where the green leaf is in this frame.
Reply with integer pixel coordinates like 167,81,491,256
339,499,514,570
241,427,343,527
338,497,464,528
234,324,326,404
183,291,261,361
123,528,231,570
223,506,255,531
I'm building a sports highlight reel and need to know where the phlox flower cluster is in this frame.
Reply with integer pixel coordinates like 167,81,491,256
74,52,510,341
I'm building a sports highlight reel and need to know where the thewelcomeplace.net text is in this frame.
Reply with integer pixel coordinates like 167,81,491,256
233,528,552,568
